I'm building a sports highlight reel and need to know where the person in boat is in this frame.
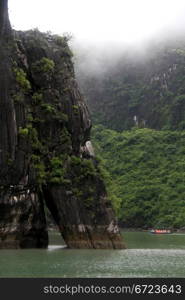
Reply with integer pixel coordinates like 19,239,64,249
150,229,171,234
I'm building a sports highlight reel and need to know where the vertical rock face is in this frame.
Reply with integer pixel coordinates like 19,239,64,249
0,0,11,37
0,0,125,249
0,191,48,248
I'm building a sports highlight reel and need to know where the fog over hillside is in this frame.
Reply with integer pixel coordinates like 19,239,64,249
8,0,185,131
72,31,185,79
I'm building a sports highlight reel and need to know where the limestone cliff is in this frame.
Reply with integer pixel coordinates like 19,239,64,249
0,0,125,249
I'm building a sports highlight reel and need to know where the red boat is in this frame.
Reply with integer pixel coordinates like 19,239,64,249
150,229,172,234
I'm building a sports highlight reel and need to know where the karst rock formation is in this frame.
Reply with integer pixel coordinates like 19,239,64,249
0,0,125,249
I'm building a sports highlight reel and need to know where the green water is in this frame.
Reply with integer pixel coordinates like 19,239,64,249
1,231,185,278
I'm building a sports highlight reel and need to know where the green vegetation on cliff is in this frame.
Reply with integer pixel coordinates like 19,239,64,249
93,125,185,229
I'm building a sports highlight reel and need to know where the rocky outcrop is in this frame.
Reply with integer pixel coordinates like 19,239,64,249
0,0,125,249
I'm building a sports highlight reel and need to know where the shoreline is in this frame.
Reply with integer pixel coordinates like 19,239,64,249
47,226,185,234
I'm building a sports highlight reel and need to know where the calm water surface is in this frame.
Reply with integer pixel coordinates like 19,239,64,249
1,231,185,277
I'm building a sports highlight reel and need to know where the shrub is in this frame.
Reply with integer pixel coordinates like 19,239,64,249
14,68,31,91
18,127,29,137
32,57,55,73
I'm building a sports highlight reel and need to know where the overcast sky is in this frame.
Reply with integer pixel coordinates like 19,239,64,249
9,0,185,45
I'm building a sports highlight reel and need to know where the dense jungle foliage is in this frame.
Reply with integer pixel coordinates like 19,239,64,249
92,126,185,229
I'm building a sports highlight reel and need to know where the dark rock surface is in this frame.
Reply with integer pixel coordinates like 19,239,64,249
0,0,125,249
